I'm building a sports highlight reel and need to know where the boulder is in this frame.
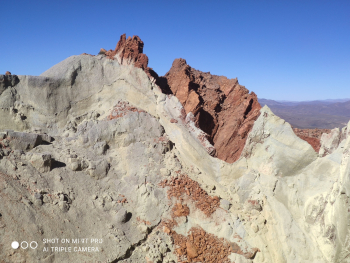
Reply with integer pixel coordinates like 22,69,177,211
7,131,43,151
30,153,52,173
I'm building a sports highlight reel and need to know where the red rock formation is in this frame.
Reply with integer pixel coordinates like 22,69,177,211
104,34,148,69
5,71,11,75
293,128,331,152
115,34,148,70
162,59,261,163
102,34,161,81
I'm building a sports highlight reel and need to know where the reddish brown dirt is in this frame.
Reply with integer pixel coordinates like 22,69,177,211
161,58,261,163
159,174,220,217
106,101,145,120
172,203,190,217
159,174,260,262
5,71,11,75
293,128,331,152
161,220,259,262
170,226,233,263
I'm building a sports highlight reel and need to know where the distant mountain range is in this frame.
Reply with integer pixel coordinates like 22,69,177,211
259,98,350,129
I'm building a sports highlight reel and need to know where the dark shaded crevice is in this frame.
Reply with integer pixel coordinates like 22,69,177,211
70,65,81,86
214,103,222,113
0,74,20,89
243,99,253,119
40,141,52,145
155,76,173,95
196,109,216,143
189,81,200,92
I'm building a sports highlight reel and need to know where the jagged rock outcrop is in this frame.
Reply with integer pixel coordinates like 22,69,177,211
162,58,261,163
105,34,148,69
101,34,159,81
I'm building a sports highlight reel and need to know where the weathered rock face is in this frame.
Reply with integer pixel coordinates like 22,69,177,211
319,125,348,156
162,58,261,163
293,127,331,152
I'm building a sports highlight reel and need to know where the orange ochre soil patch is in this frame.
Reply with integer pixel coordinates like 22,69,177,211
107,101,145,120
159,174,220,217
159,174,259,262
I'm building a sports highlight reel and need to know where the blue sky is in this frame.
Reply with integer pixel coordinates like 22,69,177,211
2,0,349,101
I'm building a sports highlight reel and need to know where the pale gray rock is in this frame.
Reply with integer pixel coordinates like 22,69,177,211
29,152,52,173
7,131,43,151
88,159,110,179
319,127,346,157
220,199,231,210
93,141,108,155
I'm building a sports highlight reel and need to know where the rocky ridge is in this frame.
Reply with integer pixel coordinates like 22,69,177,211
161,58,261,163
0,34,349,263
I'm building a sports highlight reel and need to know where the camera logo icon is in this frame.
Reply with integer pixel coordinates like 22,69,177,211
11,241,38,249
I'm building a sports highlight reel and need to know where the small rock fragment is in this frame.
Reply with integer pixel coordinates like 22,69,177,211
115,208,128,224
220,199,231,210
88,159,110,179
186,241,198,259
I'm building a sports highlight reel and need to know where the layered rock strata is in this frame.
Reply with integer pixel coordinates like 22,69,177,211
161,58,261,163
